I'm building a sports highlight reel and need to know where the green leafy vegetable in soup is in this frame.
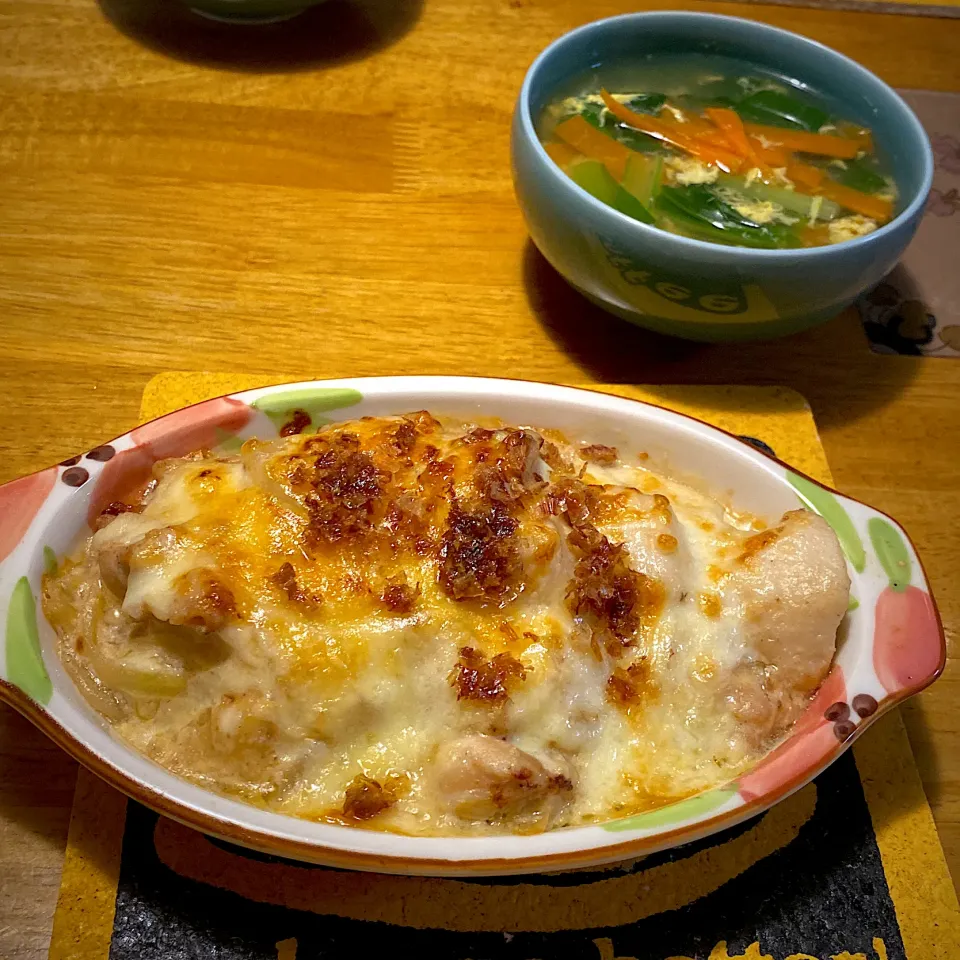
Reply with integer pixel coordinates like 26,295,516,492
539,58,897,249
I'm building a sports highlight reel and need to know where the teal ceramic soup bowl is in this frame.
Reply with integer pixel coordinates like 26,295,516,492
511,12,934,342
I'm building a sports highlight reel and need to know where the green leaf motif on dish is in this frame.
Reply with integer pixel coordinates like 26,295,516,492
847,595,859,612
786,472,866,573
5,577,52,705
601,786,737,832
252,388,363,435
42,546,58,576
868,516,911,592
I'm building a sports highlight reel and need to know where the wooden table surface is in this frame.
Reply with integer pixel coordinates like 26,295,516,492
1,0,958,956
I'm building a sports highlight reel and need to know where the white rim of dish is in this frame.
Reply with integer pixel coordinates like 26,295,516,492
0,376,943,873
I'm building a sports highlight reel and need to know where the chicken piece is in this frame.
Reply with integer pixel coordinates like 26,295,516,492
438,500,523,602
210,691,279,756
92,458,240,599
341,773,410,821
437,427,559,607
727,510,850,740
469,429,549,505
163,569,237,632
566,483,691,600
726,662,784,742
114,525,237,633
143,690,297,801
91,512,169,598
566,521,665,655
433,734,573,824
97,540,131,598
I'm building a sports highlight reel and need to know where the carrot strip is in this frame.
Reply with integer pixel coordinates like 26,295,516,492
553,115,631,179
544,140,583,169
748,137,790,167
786,160,824,191
660,104,717,138
692,127,744,156
704,108,753,158
694,126,782,180
667,132,744,172
664,118,732,148
743,123,862,159
704,107,780,180
817,180,894,222
655,115,729,146
599,90,743,172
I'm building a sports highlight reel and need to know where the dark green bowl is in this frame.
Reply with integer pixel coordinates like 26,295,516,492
185,0,326,22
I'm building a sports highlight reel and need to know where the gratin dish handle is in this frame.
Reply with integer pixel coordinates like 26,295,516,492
0,466,60,707
847,499,945,699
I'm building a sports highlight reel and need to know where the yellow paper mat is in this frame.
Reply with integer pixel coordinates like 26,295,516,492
47,373,960,960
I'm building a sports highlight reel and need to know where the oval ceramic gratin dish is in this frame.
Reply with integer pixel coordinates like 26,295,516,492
0,377,945,876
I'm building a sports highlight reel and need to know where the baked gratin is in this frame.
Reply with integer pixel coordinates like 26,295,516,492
43,413,850,836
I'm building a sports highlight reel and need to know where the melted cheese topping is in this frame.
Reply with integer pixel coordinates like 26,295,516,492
42,414,850,835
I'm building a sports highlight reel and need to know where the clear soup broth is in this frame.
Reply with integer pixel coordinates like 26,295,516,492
538,54,898,249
